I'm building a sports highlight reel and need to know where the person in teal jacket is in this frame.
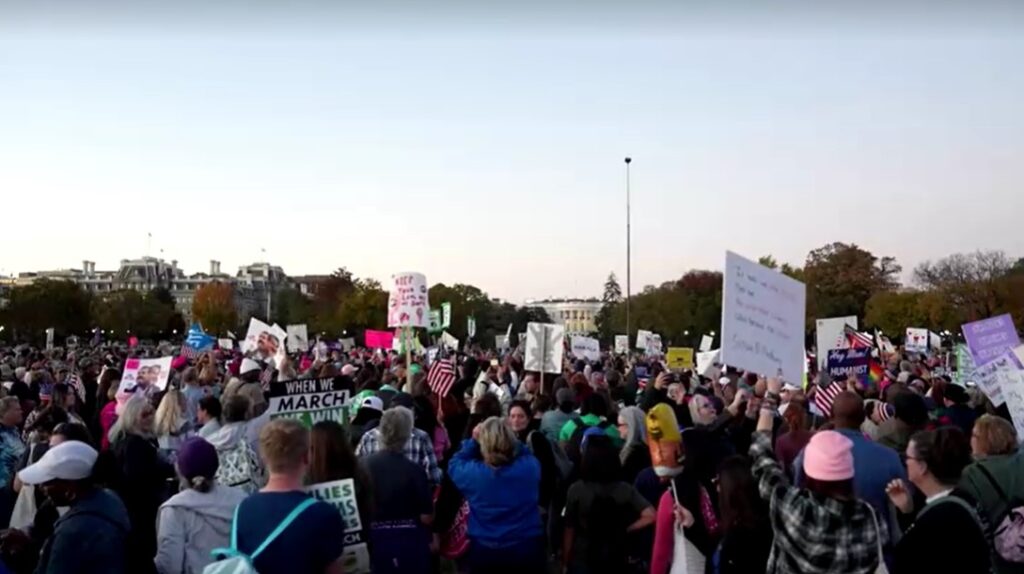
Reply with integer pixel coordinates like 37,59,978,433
448,416,543,574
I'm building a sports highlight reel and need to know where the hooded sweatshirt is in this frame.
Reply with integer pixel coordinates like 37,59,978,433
155,484,247,574
35,488,131,574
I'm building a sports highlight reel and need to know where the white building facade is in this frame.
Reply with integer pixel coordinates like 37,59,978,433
530,298,603,336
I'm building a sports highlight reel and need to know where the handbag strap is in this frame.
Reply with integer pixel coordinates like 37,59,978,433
232,497,318,560
975,462,1009,504
863,502,885,564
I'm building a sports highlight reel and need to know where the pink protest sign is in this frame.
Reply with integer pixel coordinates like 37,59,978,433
387,272,429,328
365,330,395,350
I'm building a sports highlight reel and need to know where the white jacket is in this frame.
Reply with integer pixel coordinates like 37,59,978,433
154,484,247,574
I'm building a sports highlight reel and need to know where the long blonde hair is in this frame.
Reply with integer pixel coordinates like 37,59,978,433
108,395,154,445
478,416,517,467
154,388,185,436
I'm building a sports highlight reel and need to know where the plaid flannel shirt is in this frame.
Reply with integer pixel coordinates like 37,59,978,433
357,426,442,489
750,430,886,574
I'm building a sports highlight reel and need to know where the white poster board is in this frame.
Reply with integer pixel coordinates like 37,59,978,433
440,331,460,351
340,338,355,352
570,336,601,362
636,330,653,351
721,251,807,383
242,318,287,367
119,356,173,393
305,478,369,574
699,335,714,353
929,331,942,352
696,349,722,378
387,272,429,329
218,338,234,351
525,322,565,374
286,324,310,353
614,335,629,354
814,316,858,371
973,351,1022,407
905,328,929,353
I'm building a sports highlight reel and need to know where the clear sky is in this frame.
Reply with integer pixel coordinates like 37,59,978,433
2,1,1022,303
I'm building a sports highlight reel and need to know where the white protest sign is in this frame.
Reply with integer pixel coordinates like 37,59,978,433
45,328,54,351
495,335,509,350
721,251,807,383
119,356,173,393
218,338,234,351
972,352,1021,407
648,334,663,355
286,324,310,353
525,322,565,374
340,338,355,352
905,328,929,353
814,316,858,371
614,335,629,354
305,478,369,574
929,331,942,352
387,272,429,328
1016,345,1024,367
440,331,460,351
242,318,287,368
570,336,600,362
636,330,653,351
696,349,722,378
699,335,714,353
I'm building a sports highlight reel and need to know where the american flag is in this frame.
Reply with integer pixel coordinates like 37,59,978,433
844,325,875,349
427,356,457,397
814,380,845,418
180,344,206,360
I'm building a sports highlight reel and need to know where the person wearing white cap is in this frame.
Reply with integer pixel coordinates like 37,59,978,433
18,440,131,573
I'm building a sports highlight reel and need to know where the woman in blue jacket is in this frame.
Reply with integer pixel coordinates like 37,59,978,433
448,416,544,574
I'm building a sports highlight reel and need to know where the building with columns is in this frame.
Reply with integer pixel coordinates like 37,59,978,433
529,298,604,336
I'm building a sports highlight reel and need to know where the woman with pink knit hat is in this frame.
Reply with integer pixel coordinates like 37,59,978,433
749,378,886,574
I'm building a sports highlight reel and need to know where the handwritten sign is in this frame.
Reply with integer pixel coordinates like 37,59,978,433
971,352,1021,407
721,251,806,383
614,335,629,354
268,376,354,428
962,314,1021,367
525,322,565,374
306,479,369,574
699,335,713,353
814,316,858,371
570,336,601,362
636,330,653,351
666,348,694,370
387,272,429,328
905,328,929,354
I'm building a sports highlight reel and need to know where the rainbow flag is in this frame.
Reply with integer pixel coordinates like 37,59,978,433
868,360,884,387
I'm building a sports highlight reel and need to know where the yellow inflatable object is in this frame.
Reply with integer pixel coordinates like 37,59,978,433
646,403,683,477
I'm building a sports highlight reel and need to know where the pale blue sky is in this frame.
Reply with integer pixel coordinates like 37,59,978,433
2,2,1022,302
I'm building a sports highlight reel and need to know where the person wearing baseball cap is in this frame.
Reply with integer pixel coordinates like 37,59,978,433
749,379,886,574
18,440,130,573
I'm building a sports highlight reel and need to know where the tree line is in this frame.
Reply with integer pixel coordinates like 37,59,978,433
2,246,1021,348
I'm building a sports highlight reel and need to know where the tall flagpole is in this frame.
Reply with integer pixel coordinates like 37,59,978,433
625,157,632,343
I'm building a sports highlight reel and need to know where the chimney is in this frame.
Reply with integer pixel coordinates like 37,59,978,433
210,260,221,275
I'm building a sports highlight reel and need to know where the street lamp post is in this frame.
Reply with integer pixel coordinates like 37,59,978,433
625,157,632,343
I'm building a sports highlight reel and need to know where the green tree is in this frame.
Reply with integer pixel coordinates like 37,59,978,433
273,287,312,326
803,242,901,326
192,282,238,335
0,279,92,343
914,250,1015,322
91,289,174,339
338,279,388,334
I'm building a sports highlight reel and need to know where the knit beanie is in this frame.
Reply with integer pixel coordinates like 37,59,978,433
803,430,855,481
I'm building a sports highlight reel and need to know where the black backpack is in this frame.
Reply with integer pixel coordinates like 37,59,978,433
565,416,612,468
584,489,633,574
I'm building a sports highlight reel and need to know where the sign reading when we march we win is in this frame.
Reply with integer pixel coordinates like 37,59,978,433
268,376,355,428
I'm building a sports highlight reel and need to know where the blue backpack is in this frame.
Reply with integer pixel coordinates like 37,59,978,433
204,497,317,574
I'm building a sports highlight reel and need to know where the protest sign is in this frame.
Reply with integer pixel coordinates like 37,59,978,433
495,335,509,351
440,331,460,351
905,328,929,354
364,330,394,350
286,324,310,353
972,352,1023,407
387,272,429,328
45,328,54,351
721,251,807,383
268,376,354,427
525,322,565,374
814,316,858,371
120,356,173,393
636,330,653,351
428,310,442,333
570,336,600,362
1016,345,1024,367
242,318,287,367
699,335,713,353
441,302,452,328
666,348,694,370
696,349,721,378
340,338,355,352
648,334,663,355
305,479,369,574
467,316,476,338
929,331,942,352
954,344,976,386
218,338,233,351
826,348,870,388
962,314,1021,367
614,335,629,354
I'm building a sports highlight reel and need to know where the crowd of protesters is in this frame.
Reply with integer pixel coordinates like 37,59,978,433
0,332,1018,574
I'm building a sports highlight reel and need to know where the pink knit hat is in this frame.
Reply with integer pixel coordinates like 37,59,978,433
803,431,855,481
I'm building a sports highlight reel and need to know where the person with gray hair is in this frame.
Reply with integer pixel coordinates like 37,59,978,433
617,406,650,483
362,406,433,574
357,401,442,489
